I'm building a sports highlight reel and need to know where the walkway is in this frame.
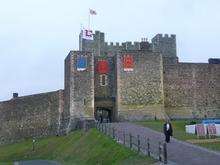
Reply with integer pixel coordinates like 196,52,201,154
111,122,220,165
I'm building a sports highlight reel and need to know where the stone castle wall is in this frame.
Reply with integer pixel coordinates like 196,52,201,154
64,51,94,131
117,51,166,121
0,90,64,145
0,30,219,145
94,55,117,121
94,56,116,99
164,63,220,119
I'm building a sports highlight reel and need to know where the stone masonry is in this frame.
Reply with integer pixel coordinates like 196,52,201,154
0,30,219,145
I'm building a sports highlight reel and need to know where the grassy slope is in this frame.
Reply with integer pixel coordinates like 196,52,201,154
0,129,155,165
135,120,220,151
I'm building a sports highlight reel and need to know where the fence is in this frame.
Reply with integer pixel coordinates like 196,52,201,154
96,123,167,164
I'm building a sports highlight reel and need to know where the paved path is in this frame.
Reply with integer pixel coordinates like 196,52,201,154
14,160,60,165
111,122,220,165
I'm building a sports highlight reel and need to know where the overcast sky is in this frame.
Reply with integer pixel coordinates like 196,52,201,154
0,0,220,101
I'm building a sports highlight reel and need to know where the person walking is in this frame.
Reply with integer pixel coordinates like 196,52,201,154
99,115,103,123
163,120,173,143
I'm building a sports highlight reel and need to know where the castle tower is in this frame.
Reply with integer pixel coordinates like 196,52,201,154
64,51,95,131
116,50,167,120
79,30,105,56
152,34,178,64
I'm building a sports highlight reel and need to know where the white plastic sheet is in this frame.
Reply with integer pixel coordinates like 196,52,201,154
215,124,220,136
185,125,196,134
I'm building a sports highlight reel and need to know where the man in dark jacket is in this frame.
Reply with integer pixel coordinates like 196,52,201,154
163,120,173,143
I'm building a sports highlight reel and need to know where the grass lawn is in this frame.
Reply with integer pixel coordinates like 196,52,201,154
198,142,220,151
135,120,197,141
135,120,220,152
0,129,155,165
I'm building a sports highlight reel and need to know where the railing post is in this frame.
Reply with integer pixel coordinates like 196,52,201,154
137,135,140,153
147,138,150,156
123,132,126,145
32,138,36,151
101,124,104,132
113,128,115,139
159,142,162,161
107,124,109,136
129,134,132,149
163,142,167,164
104,124,107,134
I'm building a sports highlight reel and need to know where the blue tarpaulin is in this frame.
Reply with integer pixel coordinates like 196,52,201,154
202,119,220,124
77,56,87,71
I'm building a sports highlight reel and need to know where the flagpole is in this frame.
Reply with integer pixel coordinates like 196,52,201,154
80,23,83,51
88,9,90,29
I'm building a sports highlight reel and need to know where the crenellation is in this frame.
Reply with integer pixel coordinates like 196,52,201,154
164,34,169,38
134,42,140,49
125,41,132,50
152,33,177,60
153,33,176,41
171,34,176,39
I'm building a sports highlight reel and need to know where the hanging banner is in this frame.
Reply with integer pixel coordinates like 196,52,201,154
97,60,109,74
77,56,87,71
195,124,206,136
207,124,217,136
123,54,134,71
82,29,93,40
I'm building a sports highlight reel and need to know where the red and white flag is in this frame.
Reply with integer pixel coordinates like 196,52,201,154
89,9,97,15
123,54,134,71
82,29,93,40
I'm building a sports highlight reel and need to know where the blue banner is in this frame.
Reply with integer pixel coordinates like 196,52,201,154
77,56,87,71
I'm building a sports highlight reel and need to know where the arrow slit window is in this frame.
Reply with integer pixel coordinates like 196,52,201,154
100,74,108,86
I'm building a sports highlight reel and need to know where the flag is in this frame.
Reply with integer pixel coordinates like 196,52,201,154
89,9,97,15
97,60,109,74
123,54,134,71
77,56,87,71
82,29,93,40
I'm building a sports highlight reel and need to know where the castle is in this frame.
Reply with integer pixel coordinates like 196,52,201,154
0,30,219,145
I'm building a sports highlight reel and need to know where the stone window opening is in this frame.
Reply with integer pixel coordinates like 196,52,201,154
100,74,108,86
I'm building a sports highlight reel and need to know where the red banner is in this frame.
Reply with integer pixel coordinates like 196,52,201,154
123,54,134,71
97,60,109,74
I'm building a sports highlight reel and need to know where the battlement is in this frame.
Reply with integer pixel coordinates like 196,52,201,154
151,33,177,58
94,31,105,43
93,31,144,51
104,42,121,47
103,41,141,47
80,30,176,56
152,33,176,41
102,41,142,51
